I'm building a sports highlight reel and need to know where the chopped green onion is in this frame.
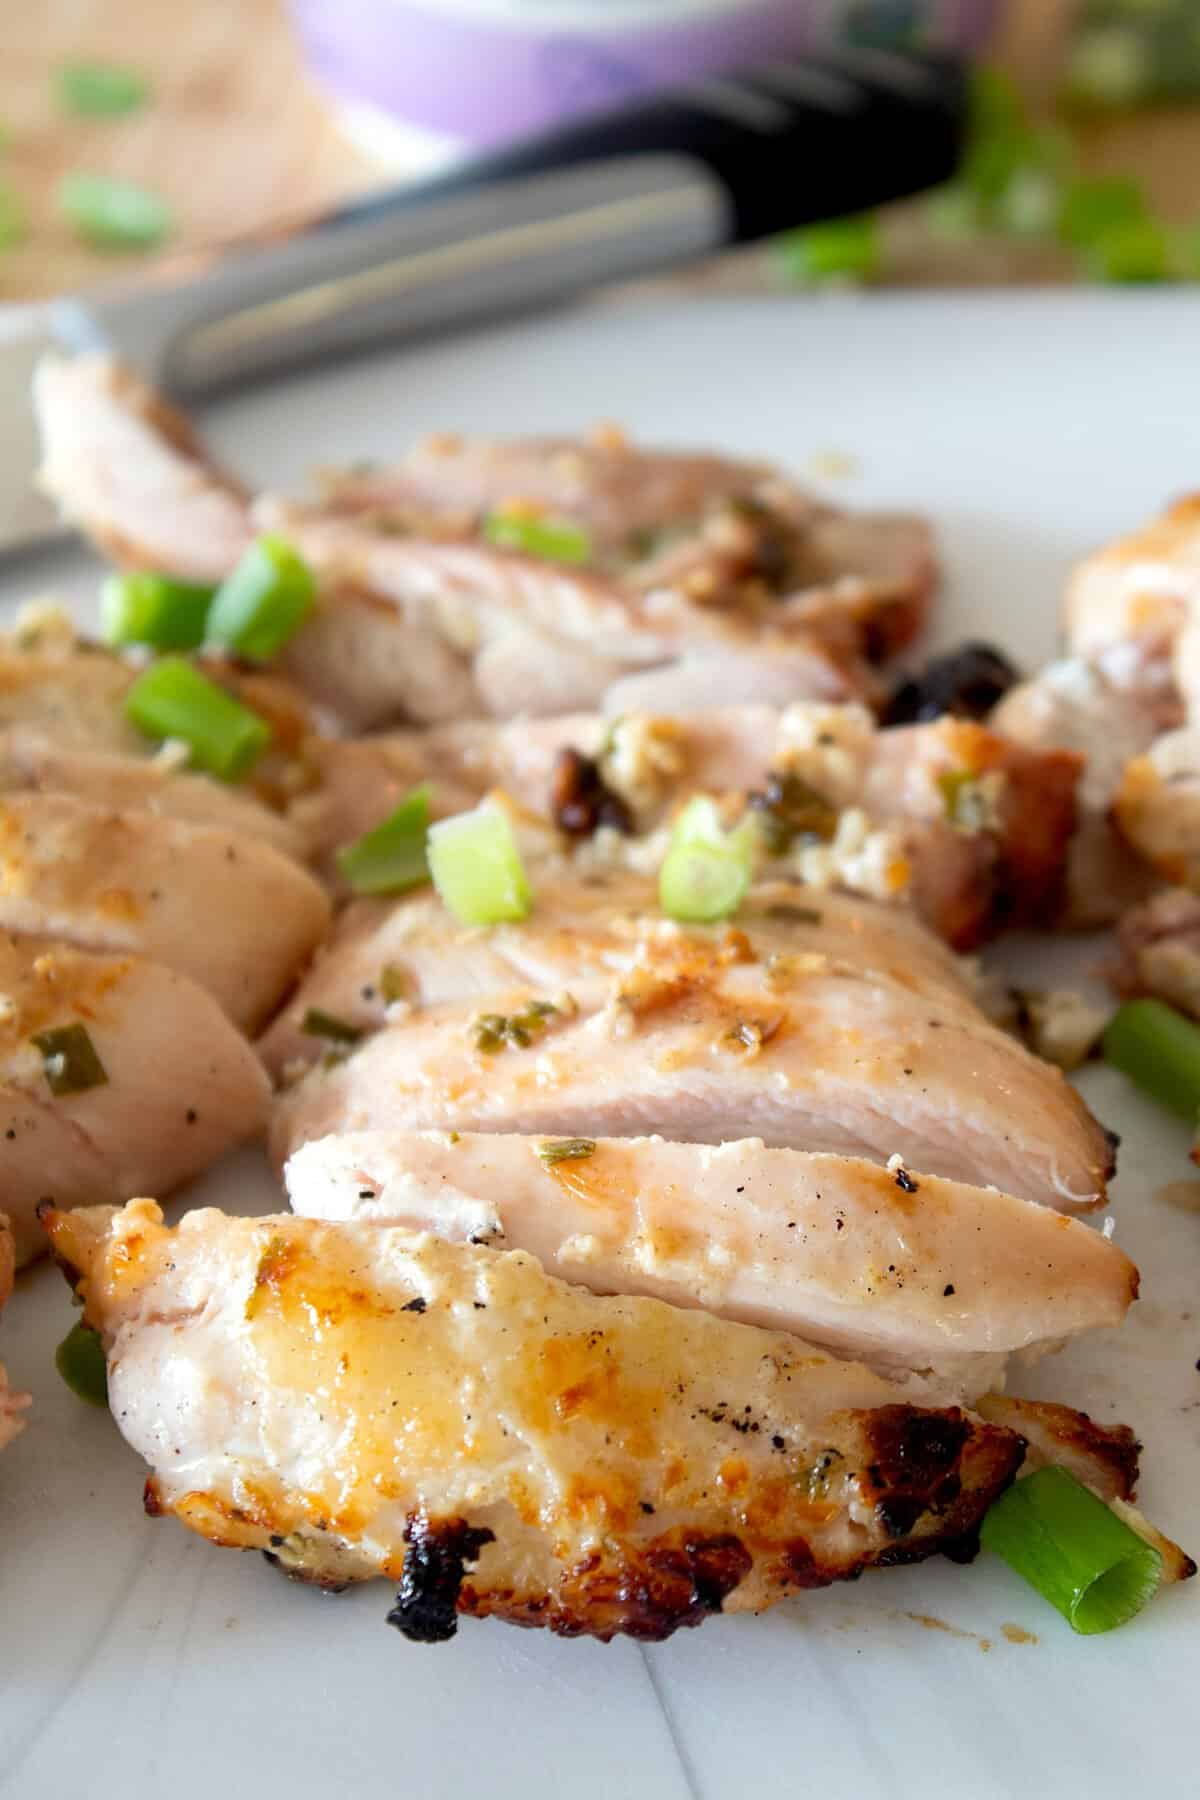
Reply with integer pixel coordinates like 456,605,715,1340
1084,218,1173,284
535,1138,596,1166
379,963,410,1005
205,535,316,661
57,61,150,117
125,656,270,780
335,784,430,895
301,1008,363,1045
483,511,592,565
428,805,533,926
776,213,880,284
1057,175,1146,249
31,1023,108,1097
0,181,27,250
660,796,756,924
55,1320,109,1407
57,171,171,250
1103,999,1200,1120
981,1466,1161,1634
101,572,214,651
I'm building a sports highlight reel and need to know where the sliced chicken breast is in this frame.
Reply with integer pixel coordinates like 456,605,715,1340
259,873,970,1078
271,946,1115,1213
286,1131,1137,1392
0,933,269,1265
302,702,1079,949
34,353,254,581
1112,887,1200,1020
1064,491,1200,664
47,1199,1024,1641
0,793,331,1033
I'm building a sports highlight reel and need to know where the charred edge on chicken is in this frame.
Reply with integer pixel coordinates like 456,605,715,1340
550,748,634,839
388,1514,497,1643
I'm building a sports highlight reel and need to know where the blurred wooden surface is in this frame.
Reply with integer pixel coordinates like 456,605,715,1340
1,0,1199,302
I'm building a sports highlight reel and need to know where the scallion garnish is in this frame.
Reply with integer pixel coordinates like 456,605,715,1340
32,1023,108,1097
659,796,756,924
125,656,270,780
428,805,532,926
57,61,150,117
205,535,316,661
300,1008,363,1045
775,212,880,284
1103,999,1200,1120
980,1466,1162,1634
57,171,171,249
55,1320,109,1406
535,1138,596,1166
335,784,430,895
483,510,592,565
101,572,214,651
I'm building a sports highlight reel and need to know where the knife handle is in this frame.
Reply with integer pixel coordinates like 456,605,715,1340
52,50,965,399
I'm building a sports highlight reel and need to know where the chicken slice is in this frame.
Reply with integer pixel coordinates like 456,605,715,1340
259,873,969,1079
286,1132,1137,1393
46,1199,1025,1641
0,933,268,1264
1064,491,1200,665
0,1216,31,1448
271,946,1115,1213
992,651,1175,928
0,793,331,1033
1112,887,1200,1021
302,701,1079,949
34,353,254,581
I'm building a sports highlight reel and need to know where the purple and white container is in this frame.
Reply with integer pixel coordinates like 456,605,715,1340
291,0,997,168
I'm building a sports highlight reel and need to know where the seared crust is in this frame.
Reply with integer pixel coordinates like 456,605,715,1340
49,1201,1025,1645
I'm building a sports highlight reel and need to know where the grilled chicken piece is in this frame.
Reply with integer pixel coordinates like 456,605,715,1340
302,702,1080,949
34,354,254,581
1064,491,1200,666
1113,727,1200,890
308,431,936,666
0,1216,30,1448
1112,887,1200,1021
0,933,268,1265
992,652,1175,927
262,503,866,727
287,1131,1137,1393
259,873,969,1079
47,1198,1024,1641
272,933,1114,1213
0,793,331,1033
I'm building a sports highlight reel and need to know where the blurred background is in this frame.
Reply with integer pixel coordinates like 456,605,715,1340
3,0,1200,303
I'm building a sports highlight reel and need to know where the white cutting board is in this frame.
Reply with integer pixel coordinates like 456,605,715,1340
0,292,1197,1800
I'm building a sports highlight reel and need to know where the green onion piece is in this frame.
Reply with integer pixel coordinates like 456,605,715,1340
428,805,533,926
57,61,150,117
205,535,316,661
335,784,430,895
535,1138,596,1166
775,212,880,284
125,656,270,780
981,1466,1161,1634
55,1320,109,1407
0,181,27,250
1058,175,1146,249
300,1008,362,1045
660,796,755,924
1084,218,1173,284
483,511,592,565
101,572,214,651
31,1022,108,1097
1103,999,1200,1120
57,171,171,250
